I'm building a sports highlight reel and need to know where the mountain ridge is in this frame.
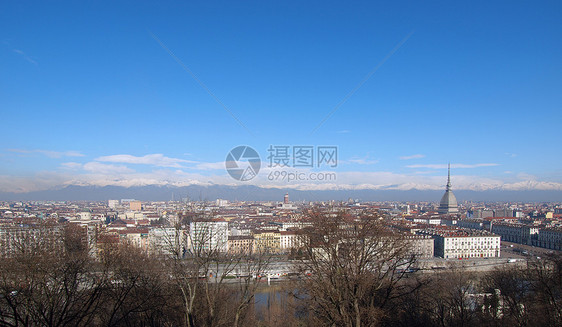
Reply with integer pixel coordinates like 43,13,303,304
1,184,561,202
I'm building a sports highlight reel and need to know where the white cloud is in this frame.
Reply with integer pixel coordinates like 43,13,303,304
406,163,499,169
83,162,134,174
2,164,562,193
8,149,85,158
399,154,425,160
346,158,379,165
193,161,225,170
96,154,196,168
61,162,83,170
62,169,230,189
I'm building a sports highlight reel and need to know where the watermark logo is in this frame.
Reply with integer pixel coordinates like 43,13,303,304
225,146,261,181
225,145,338,182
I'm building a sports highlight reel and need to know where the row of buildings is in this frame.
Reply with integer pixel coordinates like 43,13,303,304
1,172,559,260
490,222,562,250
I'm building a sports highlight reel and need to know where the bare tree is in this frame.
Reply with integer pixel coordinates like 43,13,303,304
427,269,478,327
163,214,271,327
231,248,271,327
97,242,171,327
526,254,562,326
293,209,420,327
481,266,530,327
0,222,105,327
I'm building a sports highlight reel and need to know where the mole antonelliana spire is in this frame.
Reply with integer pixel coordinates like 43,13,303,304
438,163,459,214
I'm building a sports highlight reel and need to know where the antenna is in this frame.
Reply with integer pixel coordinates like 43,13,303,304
446,163,452,190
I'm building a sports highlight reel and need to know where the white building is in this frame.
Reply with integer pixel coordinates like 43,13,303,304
407,217,441,225
421,227,500,259
279,231,300,252
216,199,229,207
70,211,92,221
279,221,312,231
148,227,188,258
189,220,229,253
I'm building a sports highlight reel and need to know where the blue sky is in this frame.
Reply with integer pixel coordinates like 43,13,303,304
1,1,561,193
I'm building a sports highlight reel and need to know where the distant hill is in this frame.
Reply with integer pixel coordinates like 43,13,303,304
0,184,561,202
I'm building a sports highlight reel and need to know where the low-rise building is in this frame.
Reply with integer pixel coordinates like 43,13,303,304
406,217,441,225
189,220,229,253
406,234,435,258
457,219,484,230
537,227,562,250
149,227,188,257
129,201,142,212
279,230,301,252
118,228,149,251
0,222,64,258
228,235,254,255
253,230,281,253
491,222,538,245
420,227,500,259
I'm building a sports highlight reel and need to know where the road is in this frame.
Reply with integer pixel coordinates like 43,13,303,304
198,244,562,282
501,241,559,260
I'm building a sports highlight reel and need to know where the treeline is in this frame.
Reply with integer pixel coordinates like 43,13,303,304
1,212,561,326
281,210,562,327
0,222,269,327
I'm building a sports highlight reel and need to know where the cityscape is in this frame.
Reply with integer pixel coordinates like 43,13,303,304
2,1,562,326
1,171,562,325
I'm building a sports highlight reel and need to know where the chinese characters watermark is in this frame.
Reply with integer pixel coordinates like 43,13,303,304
267,145,337,168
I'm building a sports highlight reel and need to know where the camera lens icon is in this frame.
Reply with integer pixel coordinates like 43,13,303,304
225,146,261,181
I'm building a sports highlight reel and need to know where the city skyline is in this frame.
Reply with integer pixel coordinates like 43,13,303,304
2,1,562,195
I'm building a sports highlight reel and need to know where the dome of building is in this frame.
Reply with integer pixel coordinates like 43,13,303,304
438,164,459,214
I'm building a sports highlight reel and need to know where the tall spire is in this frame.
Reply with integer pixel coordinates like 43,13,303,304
446,163,451,191
438,162,459,214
